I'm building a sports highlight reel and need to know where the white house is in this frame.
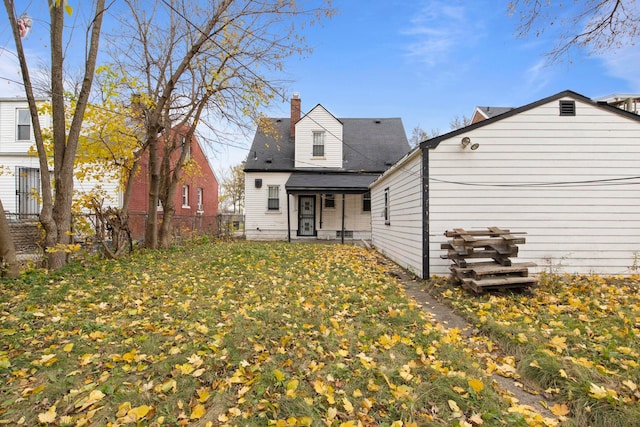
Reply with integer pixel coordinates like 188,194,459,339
244,94,410,241
371,90,640,278
0,98,120,218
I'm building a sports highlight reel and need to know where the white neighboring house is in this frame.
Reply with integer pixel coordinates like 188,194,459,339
371,90,640,278
244,94,410,241
0,98,121,219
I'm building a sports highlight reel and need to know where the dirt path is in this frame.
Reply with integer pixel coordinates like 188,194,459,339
385,263,557,421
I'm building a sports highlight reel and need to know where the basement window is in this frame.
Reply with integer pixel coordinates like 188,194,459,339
559,100,576,116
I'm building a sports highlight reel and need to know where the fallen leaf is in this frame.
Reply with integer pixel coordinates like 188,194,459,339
190,404,206,419
550,403,570,416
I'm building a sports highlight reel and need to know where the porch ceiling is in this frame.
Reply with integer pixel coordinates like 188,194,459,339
285,172,378,194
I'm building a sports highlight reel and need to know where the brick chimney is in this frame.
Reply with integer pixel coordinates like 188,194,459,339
290,93,301,139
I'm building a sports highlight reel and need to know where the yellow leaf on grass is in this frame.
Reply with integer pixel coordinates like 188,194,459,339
197,388,211,403
176,363,194,375
469,413,484,425
37,405,56,424
0,357,10,369
273,369,285,382
286,379,299,391
75,389,105,411
623,380,638,391
129,405,151,420
548,336,568,353
63,343,74,352
190,404,206,419
550,403,570,416
468,378,484,393
588,383,608,399
448,399,462,417
342,397,354,415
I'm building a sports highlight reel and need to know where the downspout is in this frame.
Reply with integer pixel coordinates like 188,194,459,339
287,191,291,242
422,146,430,279
341,193,345,244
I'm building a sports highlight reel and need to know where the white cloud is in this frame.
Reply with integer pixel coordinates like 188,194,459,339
0,48,27,97
0,46,46,98
402,2,476,67
523,58,555,92
596,45,640,92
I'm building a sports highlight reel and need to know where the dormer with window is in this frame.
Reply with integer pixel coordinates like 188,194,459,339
294,104,343,168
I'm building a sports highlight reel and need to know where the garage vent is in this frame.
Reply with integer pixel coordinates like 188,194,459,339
559,100,576,116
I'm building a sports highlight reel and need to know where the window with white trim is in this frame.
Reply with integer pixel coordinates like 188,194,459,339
312,131,325,157
325,193,335,208
17,109,30,141
267,185,280,211
197,188,203,211
182,185,190,207
384,187,390,225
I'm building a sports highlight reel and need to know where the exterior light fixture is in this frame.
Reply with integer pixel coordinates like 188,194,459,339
461,137,479,150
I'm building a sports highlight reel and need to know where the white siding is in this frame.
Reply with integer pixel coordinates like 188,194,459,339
0,99,121,215
371,150,423,277
429,97,640,275
295,105,343,168
245,171,373,241
0,156,41,213
245,172,292,240
0,99,49,154
317,193,371,240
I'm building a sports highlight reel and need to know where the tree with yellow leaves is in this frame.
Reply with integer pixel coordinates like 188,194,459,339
2,0,109,269
106,0,335,249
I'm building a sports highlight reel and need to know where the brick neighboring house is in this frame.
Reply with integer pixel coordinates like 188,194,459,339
128,126,219,240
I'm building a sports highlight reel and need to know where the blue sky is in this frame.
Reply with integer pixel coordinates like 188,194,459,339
2,1,638,172
211,0,638,170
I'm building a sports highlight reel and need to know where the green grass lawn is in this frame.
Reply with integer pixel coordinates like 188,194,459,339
427,273,640,427
1,241,541,427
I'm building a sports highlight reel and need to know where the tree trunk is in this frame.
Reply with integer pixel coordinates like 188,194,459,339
144,135,160,248
0,200,19,278
158,203,175,249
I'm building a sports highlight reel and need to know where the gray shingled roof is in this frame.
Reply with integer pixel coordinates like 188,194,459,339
285,173,378,193
476,106,514,119
244,117,410,172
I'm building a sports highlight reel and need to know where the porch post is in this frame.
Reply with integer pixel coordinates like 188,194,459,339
341,193,345,244
287,191,291,242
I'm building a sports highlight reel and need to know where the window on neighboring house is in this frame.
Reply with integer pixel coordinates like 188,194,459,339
197,188,203,211
312,131,325,157
325,193,335,208
362,191,371,212
17,109,30,140
157,198,163,210
267,185,279,211
182,185,190,207
180,135,191,162
384,187,390,225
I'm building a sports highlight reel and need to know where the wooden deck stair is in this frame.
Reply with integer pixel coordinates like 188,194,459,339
441,227,537,293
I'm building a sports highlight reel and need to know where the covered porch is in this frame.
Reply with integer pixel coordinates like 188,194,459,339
284,172,377,244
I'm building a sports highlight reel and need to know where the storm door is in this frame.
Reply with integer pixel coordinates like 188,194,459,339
16,167,40,217
298,196,316,236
